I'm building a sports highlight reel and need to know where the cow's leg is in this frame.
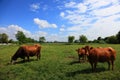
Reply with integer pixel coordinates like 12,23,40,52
79,55,80,61
37,55,39,60
83,55,85,62
39,53,41,59
27,56,30,61
23,57,25,62
37,53,40,60
78,55,80,62
84,55,87,62
94,62,97,72
90,62,94,72
111,60,114,70
37,54,39,60
107,61,110,70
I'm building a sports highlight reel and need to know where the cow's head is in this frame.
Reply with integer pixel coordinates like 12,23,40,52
84,46,93,56
76,47,86,57
10,55,17,64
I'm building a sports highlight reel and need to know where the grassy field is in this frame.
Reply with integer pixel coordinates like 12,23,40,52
0,43,120,80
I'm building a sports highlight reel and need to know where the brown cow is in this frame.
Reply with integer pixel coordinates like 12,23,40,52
84,46,116,72
76,47,87,62
11,44,41,64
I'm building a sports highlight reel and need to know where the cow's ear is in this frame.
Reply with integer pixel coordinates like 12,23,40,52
76,48,80,50
76,49,78,51
82,47,85,49
90,47,93,50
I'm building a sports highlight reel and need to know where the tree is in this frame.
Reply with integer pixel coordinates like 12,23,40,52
96,37,106,44
116,31,120,43
8,39,14,43
39,37,46,43
97,37,102,41
68,36,75,43
0,33,8,43
79,35,88,43
15,31,26,44
74,40,79,43
26,37,36,43
106,36,118,44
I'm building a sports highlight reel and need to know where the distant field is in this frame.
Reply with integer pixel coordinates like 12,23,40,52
0,43,120,80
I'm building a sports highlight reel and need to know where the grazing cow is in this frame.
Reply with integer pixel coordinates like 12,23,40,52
76,47,87,62
11,44,41,64
84,46,116,72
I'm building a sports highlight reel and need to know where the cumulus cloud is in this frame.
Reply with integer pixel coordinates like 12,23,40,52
60,12,65,17
30,3,49,12
31,31,47,40
0,25,66,41
0,24,66,42
0,25,47,41
0,25,31,40
60,0,120,40
34,18,57,28
30,3,40,12
46,33,67,42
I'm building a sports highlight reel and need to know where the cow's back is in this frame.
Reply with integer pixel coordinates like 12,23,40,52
22,44,41,56
88,47,116,62
105,47,116,61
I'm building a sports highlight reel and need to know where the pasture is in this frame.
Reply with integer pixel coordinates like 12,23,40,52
0,43,120,80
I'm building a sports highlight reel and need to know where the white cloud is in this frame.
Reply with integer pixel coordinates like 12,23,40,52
85,0,119,10
0,25,65,42
46,34,67,42
0,25,31,40
64,1,87,13
65,1,76,8
32,31,47,40
67,25,82,31
0,25,48,41
76,3,87,13
60,25,65,32
60,12,65,17
91,4,120,17
30,3,40,12
85,21,120,40
34,18,57,28
42,5,48,11
85,0,109,10
60,28,65,32
60,0,120,40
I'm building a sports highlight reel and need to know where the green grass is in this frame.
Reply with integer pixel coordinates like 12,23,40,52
0,43,120,80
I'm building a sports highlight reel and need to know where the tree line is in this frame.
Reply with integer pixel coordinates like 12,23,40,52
0,31,46,44
0,30,120,44
68,31,120,44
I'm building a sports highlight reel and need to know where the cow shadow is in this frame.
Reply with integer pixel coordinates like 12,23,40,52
7,59,38,65
66,67,106,77
69,61,80,65
69,60,87,65
15,59,38,64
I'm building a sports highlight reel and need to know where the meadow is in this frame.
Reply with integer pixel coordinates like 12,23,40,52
0,43,120,80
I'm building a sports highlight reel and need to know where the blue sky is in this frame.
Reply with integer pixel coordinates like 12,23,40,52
0,0,120,42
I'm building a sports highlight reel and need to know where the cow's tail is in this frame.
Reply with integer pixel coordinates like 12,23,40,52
108,47,116,60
